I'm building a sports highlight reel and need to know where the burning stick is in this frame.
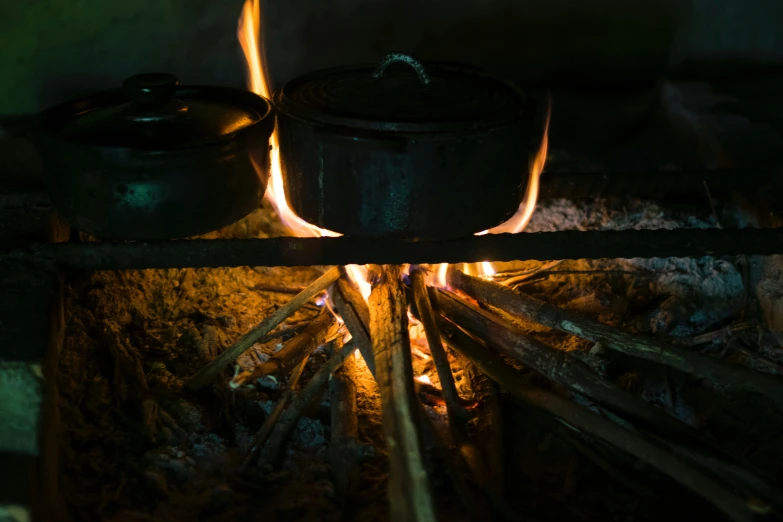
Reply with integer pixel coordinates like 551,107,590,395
185,266,339,390
410,268,468,424
258,339,356,466
449,270,783,408
436,288,699,441
240,355,309,470
230,311,339,388
330,274,376,375
336,271,493,520
437,319,755,522
327,351,371,495
369,266,436,522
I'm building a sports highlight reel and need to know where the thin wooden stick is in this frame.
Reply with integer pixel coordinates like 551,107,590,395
449,269,783,408
330,274,376,375
186,267,340,390
437,318,754,522
498,260,562,286
258,340,355,466
252,283,308,295
240,355,309,471
411,268,467,424
370,266,436,522
230,311,339,388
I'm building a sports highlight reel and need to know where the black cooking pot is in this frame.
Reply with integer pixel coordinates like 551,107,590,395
35,73,274,240
274,53,534,239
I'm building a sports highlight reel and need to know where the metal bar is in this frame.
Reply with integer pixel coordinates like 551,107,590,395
7,227,783,270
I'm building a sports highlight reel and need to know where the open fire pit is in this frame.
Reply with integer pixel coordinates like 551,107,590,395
3,1,783,522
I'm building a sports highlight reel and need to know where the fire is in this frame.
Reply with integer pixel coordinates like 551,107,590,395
238,0,371,300
480,101,551,235
414,374,432,385
435,101,551,282
238,0,549,295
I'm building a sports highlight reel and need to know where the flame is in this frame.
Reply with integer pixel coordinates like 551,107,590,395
239,0,371,297
428,100,551,284
479,99,551,235
239,0,549,299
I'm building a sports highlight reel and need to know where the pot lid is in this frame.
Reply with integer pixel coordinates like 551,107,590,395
40,73,272,149
276,53,525,133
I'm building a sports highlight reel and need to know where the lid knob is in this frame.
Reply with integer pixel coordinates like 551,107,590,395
123,73,180,106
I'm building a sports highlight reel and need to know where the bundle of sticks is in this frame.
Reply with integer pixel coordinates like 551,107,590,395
183,264,783,522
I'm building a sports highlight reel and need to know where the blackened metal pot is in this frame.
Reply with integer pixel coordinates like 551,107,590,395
35,73,274,240
274,53,533,239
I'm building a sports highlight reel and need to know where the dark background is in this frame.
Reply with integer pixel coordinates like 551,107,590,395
1,0,782,114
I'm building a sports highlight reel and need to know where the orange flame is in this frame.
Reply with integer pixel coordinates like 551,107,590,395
238,0,370,299
480,99,551,235
448,99,551,281
239,0,549,295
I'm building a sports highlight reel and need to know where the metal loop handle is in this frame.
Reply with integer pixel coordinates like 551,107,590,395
372,53,431,85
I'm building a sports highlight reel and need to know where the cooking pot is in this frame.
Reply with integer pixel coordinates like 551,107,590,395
35,73,274,240
274,53,535,239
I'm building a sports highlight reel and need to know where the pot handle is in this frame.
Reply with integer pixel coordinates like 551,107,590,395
372,53,431,85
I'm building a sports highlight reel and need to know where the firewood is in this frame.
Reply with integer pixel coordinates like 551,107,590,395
258,339,355,467
240,355,309,471
463,358,505,501
336,275,495,520
327,353,372,496
436,288,699,442
330,273,376,375
230,311,339,388
438,318,755,522
22,228,783,270
439,288,783,513
410,268,467,425
449,269,783,408
185,266,340,390
369,265,436,522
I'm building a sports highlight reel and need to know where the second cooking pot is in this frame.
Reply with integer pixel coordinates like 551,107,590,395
274,53,536,239
35,73,274,240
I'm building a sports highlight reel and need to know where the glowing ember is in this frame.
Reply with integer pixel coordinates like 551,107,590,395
414,374,432,385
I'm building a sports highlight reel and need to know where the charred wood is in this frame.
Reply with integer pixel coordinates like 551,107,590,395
327,353,371,496
241,355,309,470
258,339,355,467
230,311,339,388
411,268,467,426
438,318,755,522
435,288,700,443
449,270,783,408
